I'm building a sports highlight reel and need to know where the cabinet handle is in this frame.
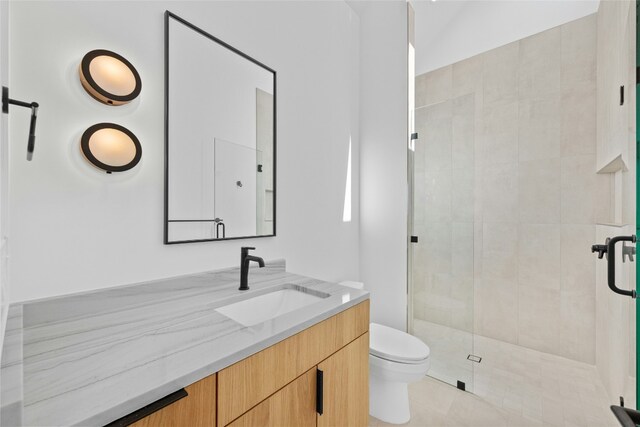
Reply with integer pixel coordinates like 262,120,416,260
104,388,188,426
316,368,324,415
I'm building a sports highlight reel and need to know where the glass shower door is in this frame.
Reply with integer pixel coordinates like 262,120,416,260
409,87,476,391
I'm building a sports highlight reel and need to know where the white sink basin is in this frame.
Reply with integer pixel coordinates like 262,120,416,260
216,286,329,327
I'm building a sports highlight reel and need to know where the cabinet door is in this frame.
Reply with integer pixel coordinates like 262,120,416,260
317,333,369,427
130,373,216,427
218,300,369,425
227,368,316,427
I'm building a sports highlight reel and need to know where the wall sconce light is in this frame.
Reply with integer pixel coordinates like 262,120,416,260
79,49,141,106
81,123,141,173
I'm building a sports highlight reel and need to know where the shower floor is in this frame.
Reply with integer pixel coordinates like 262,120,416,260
406,319,618,426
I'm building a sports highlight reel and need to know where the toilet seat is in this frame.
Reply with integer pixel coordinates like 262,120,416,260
370,323,430,364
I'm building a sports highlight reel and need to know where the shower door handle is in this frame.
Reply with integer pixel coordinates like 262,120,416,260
593,235,637,299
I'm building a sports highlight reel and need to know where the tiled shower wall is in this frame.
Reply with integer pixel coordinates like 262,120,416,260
413,14,609,363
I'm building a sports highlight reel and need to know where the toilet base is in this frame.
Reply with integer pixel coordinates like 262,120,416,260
369,375,410,424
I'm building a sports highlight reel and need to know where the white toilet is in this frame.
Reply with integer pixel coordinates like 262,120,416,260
339,281,431,424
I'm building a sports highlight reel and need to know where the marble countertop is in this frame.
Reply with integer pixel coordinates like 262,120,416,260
0,260,369,426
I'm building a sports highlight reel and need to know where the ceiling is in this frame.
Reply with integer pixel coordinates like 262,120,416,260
411,0,600,75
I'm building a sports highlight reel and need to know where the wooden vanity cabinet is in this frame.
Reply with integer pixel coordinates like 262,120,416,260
133,300,369,427
129,374,217,427
228,332,369,427
317,333,369,427
227,368,317,427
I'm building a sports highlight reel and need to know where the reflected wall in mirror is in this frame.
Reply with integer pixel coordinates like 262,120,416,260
165,11,276,244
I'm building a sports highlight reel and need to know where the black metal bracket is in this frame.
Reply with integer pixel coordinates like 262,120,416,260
2,86,39,161
592,238,610,260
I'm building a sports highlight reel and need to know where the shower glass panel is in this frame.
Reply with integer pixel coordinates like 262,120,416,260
409,4,637,423
409,86,476,391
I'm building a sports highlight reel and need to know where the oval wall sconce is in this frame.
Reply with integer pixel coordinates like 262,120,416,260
81,123,142,173
79,49,141,105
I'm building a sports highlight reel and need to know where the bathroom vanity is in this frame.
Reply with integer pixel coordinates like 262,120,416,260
0,261,369,426
131,302,368,427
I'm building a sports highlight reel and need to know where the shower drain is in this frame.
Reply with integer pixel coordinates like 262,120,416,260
467,354,482,363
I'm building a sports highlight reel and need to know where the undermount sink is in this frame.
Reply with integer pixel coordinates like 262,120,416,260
216,285,330,327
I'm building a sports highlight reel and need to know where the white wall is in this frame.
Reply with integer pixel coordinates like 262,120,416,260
0,0,9,354
414,0,600,75
357,0,409,331
8,1,360,302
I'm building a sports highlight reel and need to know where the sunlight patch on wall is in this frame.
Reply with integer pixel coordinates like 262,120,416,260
342,137,352,222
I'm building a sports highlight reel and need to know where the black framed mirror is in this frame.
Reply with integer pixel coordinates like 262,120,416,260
164,11,276,244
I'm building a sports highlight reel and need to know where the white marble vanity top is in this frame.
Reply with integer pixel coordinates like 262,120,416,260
0,260,369,426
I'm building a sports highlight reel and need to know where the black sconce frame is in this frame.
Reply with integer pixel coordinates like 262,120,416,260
80,122,142,174
79,49,142,106
2,86,39,161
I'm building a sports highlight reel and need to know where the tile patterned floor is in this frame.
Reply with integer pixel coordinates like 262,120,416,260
412,319,473,388
370,320,619,427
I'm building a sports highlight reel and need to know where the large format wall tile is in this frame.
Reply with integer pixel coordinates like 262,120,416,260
561,154,597,224
518,97,562,162
561,13,597,87
519,26,561,99
413,170,427,226
452,167,474,222
452,94,475,171
480,102,519,166
419,101,453,171
422,222,453,275
416,65,452,108
518,286,562,354
483,163,519,223
453,55,482,98
518,224,561,292
483,42,519,107
449,275,474,333
452,222,474,277
560,288,595,363
560,224,596,296
477,278,519,344
561,82,596,156
518,158,561,223
424,169,452,223
482,222,518,281
560,224,596,363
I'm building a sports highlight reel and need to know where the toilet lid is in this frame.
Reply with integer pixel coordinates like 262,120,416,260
370,323,430,363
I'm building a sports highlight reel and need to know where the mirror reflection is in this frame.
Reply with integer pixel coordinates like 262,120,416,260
165,12,275,243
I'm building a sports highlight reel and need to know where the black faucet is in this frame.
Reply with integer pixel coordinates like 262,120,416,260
239,247,265,291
